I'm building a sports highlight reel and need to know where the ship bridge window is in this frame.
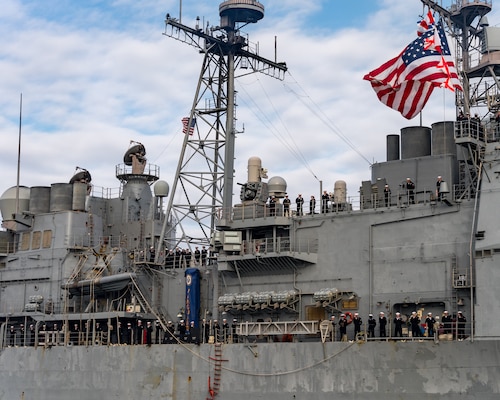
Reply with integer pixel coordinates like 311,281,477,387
32,231,41,249
21,232,31,251
42,230,52,248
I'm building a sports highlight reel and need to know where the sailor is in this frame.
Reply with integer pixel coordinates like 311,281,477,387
29,324,35,347
409,311,421,337
201,246,208,266
268,196,276,216
352,313,363,339
222,318,229,343
405,178,416,204
184,248,192,267
367,314,376,338
321,190,330,213
295,194,304,216
425,312,436,338
8,325,15,346
202,319,210,344
154,320,161,344
178,320,186,342
149,246,155,262
124,322,132,345
232,318,239,343
379,312,387,337
457,311,467,340
166,321,175,343
135,320,144,345
146,321,153,346
165,249,174,268
309,195,316,215
283,195,291,217
384,184,391,207
189,321,199,345
212,319,220,343
442,310,452,334
393,312,404,337
194,247,201,265
338,314,348,342
436,176,444,201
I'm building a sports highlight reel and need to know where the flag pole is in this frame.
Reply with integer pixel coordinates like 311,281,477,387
15,93,22,215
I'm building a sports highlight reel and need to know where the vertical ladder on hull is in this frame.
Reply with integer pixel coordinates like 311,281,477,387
207,342,226,399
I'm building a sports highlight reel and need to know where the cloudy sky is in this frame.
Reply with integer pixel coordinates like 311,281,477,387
0,0,495,225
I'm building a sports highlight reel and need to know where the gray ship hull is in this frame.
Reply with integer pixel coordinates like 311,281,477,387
1,340,499,399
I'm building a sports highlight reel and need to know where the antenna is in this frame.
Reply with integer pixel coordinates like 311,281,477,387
15,93,22,215
159,1,287,254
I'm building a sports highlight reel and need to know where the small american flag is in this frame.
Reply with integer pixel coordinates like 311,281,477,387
182,117,196,135
363,19,462,120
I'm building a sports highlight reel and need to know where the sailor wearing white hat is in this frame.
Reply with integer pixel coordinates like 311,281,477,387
425,312,436,337
379,312,387,338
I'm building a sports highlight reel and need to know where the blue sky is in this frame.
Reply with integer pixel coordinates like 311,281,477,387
0,0,495,229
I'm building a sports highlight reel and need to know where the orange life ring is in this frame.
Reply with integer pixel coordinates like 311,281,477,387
344,312,353,324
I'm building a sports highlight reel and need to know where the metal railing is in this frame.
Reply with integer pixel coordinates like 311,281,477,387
0,318,473,348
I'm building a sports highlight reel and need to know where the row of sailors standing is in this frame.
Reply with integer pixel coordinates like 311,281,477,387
164,246,210,268
4,312,468,347
272,191,338,217
3,318,238,347
3,320,155,347
162,318,238,344
329,310,467,341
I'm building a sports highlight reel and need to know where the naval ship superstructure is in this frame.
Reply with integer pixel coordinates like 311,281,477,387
0,1,500,399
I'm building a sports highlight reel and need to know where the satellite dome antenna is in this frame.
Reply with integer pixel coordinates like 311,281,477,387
219,0,264,30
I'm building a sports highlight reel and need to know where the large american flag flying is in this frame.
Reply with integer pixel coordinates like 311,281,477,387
363,16,462,119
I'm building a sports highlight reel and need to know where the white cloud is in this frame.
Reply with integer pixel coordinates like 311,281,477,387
0,0,479,234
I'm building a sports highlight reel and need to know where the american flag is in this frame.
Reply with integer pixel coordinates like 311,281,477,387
363,20,462,120
417,10,435,36
182,117,196,135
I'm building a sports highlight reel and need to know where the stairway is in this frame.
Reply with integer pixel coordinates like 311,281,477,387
66,254,89,284
129,275,169,331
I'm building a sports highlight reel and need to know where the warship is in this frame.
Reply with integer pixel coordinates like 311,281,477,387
1,0,500,399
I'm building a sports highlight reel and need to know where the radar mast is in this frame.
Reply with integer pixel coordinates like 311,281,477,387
159,1,287,254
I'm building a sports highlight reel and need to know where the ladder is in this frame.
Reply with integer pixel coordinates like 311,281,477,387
207,342,226,399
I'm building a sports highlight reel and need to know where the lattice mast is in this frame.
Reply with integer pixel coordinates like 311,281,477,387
158,1,287,254
421,0,494,198
421,0,493,114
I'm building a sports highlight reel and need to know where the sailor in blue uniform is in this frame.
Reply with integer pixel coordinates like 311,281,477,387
379,312,387,337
